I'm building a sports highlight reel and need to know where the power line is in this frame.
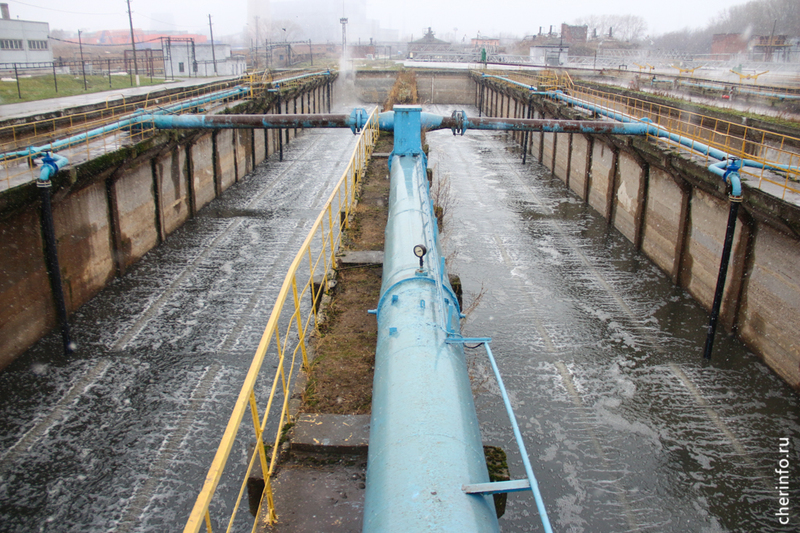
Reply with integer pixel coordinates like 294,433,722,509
49,35,167,47
9,0,120,16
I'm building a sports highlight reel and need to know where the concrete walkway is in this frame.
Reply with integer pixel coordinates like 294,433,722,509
0,75,240,120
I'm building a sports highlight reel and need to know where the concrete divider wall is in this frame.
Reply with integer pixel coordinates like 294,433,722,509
0,78,332,369
354,70,476,105
477,76,800,390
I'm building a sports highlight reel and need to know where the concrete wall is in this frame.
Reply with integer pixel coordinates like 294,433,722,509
476,76,800,390
0,79,330,370
354,70,475,105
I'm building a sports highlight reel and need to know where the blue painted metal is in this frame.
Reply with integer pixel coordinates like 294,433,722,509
481,342,553,533
363,105,500,532
39,152,69,183
0,86,249,162
463,479,531,495
708,159,743,197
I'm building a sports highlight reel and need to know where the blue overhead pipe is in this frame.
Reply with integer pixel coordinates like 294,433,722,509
0,86,249,162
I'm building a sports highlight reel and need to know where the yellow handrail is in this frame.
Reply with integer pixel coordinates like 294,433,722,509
183,108,379,533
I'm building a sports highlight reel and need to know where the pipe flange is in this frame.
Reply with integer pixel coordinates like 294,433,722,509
450,110,466,136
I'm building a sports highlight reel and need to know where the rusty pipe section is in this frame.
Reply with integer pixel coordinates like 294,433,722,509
143,109,649,137
440,115,648,135
146,113,352,130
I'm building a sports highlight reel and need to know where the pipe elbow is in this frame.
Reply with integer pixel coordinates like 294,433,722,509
728,172,742,198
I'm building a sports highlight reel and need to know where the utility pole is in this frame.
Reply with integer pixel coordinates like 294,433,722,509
208,15,217,75
309,39,313,66
126,0,140,85
78,30,87,90
254,16,259,70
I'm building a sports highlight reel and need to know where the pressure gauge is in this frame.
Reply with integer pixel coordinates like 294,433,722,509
413,244,427,269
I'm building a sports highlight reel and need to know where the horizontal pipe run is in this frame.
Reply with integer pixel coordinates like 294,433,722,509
146,113,351,130
448,116,649,135
0,86,250,161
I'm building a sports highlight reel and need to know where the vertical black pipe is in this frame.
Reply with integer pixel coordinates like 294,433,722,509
703,199,741,359
39,181,74,354
52,62,58,93
522,96,532,164
277,93,283,161
327,82,332,112
478,83,484,117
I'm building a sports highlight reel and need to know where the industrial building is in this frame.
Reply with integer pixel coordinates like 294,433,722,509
0,3,52,64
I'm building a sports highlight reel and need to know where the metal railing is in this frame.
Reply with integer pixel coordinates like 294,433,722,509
0,71,332,192
183,108,379,533
507,71,800,201
0,77,251,191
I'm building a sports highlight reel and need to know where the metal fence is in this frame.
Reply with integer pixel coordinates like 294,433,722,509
182,108,379,533
509,71,800,202
0,77,253,190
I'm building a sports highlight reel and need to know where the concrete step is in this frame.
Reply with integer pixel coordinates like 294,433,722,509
290,413,370,455
337,250,383,266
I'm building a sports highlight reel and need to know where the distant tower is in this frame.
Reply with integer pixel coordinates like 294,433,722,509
247,0,271,42
340,17,348,57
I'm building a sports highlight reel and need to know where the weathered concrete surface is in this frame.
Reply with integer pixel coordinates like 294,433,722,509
0,209,51,369
216,130,237,191
55,181,115,310
191,133,216,211
568,134,590,198
155,147,190,238
255,129,266,164
110,161,159,272
291,414,370,455
588,140,615,217
236,129,252,180
641,167,687,277
680,188,746,317
613,151,645,245
738,225,800,385
554,132,570,183
542,131,556,173
264,460,366,533
337,251,384,266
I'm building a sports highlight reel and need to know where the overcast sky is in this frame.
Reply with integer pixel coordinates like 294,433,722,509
8,0,739,38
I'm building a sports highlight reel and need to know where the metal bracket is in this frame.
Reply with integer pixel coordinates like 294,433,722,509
463,479,531,495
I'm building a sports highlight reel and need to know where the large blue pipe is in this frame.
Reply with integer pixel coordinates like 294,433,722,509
363,106,499,532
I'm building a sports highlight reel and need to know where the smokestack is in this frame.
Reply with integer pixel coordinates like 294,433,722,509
1,4,10,20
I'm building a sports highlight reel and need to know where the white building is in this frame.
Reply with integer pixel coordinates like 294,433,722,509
163,42,247,77
0,3,52,64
